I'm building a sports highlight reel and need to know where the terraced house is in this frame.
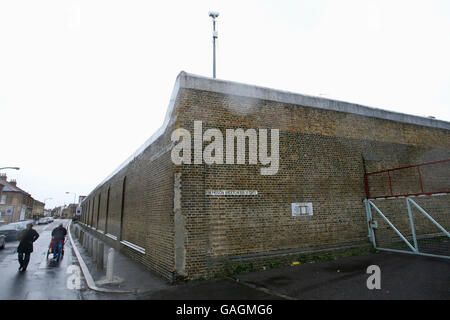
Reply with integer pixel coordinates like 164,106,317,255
79,72,450,281
0,175,34,225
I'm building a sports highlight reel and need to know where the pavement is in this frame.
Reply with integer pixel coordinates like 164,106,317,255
70,223,169,299
1,219,449,300
72,220,450,300
71,222,278,300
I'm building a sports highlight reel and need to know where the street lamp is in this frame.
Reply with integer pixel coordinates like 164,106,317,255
42,198,52,217
44,197,52,211
0,167,20,171
208,11,219,78
65,191,77,205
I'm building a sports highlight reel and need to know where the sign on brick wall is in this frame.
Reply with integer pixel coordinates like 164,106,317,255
205,190,258,196
5,206,14,216
291,203,313,217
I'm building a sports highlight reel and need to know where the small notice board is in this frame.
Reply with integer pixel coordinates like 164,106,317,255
291,203,313,217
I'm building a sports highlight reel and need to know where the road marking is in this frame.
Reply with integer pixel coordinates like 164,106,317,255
227,276,297,300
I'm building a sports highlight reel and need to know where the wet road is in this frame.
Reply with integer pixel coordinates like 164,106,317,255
0,219,83,300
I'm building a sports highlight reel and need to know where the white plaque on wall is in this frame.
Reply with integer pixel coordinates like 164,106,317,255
291,203,313,217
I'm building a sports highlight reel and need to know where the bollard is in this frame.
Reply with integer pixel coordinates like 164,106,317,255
84,233,88,249
95,247,123,286
89,236,93,255
93,239,98,262
106,248,115,282
97,242,104,270
80,230,83,246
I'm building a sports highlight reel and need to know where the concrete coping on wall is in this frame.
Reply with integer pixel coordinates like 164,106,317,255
106,233,118,241
120,240,146,255
79,222,119,241
178,71,450,131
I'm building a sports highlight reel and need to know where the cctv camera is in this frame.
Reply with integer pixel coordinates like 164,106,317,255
208,11,219,18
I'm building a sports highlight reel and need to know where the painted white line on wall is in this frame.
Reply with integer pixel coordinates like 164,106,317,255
105,233,118,241
120,240,145,254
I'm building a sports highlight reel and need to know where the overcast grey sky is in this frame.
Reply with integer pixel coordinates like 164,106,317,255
1,0,449,209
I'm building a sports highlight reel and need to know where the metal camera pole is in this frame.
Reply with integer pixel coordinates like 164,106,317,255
209,11,219,78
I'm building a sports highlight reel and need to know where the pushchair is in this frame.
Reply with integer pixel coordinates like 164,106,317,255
46,236,66,261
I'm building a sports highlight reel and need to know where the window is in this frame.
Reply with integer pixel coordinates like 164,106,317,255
0,194,6,204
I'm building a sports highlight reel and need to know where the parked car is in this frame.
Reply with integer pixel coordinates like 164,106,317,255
37,217,47,224
0,234,5,249
19,220,35,225
38,217,53,224
0,222,27,241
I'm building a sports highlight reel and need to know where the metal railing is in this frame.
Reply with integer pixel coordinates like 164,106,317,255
364,159,450,199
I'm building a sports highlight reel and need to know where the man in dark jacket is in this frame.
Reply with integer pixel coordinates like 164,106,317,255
51,223,67,261
17,223,39,272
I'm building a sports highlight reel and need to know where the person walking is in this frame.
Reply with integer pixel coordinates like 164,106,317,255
51,223,67,261
17,223,39,272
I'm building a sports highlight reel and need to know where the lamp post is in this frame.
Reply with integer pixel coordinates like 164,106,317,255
0,167,20,171
44,198,52,216
65,191,77,205
208,11,219,78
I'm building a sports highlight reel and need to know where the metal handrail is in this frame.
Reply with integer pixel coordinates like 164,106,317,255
364,158,450,199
